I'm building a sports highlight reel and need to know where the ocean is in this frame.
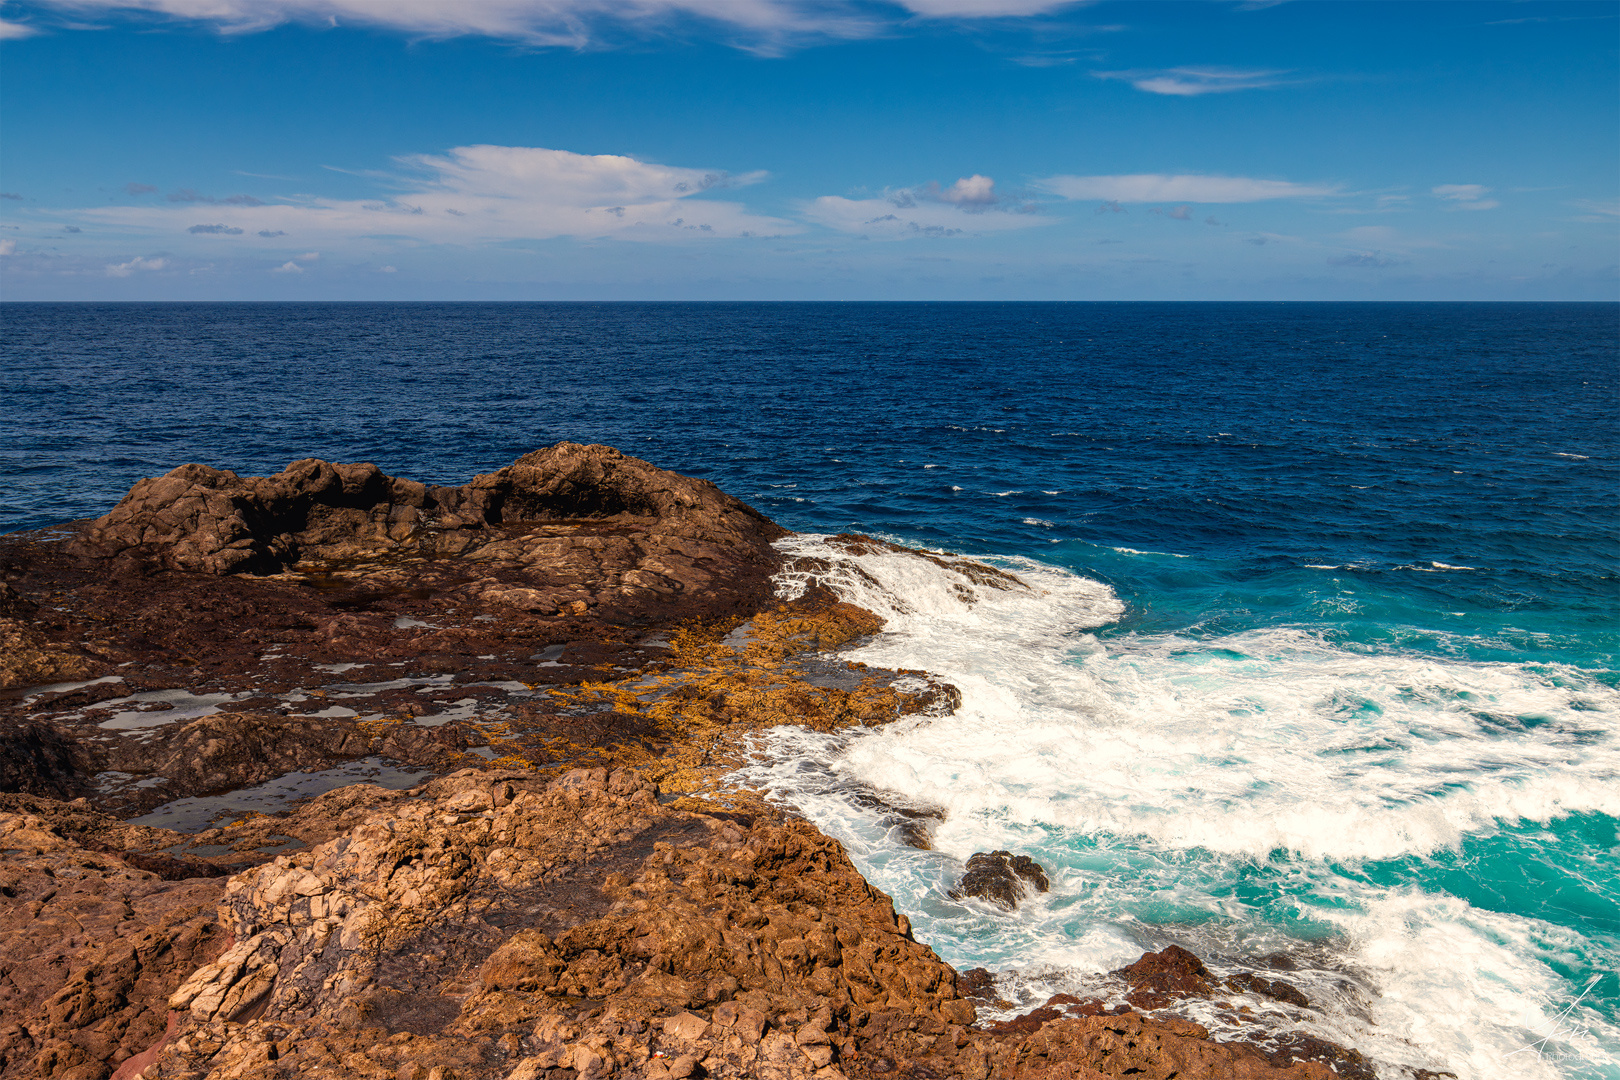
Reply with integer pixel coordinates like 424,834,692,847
2,301,1616,1078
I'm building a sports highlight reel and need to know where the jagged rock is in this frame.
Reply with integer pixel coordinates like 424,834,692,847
0,583,35,617
0,722,95,799
1228,970,1312,1008
73,442,785,579
0,448,1395,1080
1,773,1374,1080
949,849,1051,910
1114,944,1215,1010
151,767,975,1080
0,620,100,691
0,811,230,1080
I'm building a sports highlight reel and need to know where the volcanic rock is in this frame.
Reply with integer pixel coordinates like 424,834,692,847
122,768,1337,1080
1113,944,1214,1010
73,442,785,584
949,850,1051,910
0,809,230,1080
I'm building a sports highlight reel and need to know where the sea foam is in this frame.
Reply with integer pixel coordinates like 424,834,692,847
740,535,1620,1080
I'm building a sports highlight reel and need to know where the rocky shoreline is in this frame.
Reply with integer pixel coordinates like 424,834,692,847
1,444,1405,1080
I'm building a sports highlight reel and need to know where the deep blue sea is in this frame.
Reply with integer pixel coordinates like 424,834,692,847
3,302,1616,1079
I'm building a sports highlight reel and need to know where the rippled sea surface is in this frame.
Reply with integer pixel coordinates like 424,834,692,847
3,302,1616,1078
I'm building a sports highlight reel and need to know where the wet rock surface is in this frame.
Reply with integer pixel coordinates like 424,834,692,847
948,851,1051,910
0,445,1385,1079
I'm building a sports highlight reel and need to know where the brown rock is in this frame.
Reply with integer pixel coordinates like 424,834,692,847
74,442,785,580
0,813,229,1079
1114,943,1214,1009
949,850,1051,910
0,721,96,800
52,768,1367,1080
0,619,100,691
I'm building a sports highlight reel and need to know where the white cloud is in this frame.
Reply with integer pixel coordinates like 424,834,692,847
899,0,1080,15
803,173,1046,237
271,260,304,273
932,174,997,206
20,0,1053,50
1094,67,1293,96
105,255,167,276
379,265,397,273
1432,184,1499,211
1038,173,1339,203
0,239,15,255
71,143,798,246
0,17,41,38
402,144,765,205
294,251,319,260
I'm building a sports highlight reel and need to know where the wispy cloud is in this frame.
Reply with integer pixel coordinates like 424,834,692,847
900,0,1083,15
72,144,798,245
1569,198,1618,221
271,260,304,273
1432,184,1499,211
803,173,1045,238
105,255,167,277
124,182,157,196
16,0,1084,52
1038,173,1338,203
0,239,16,256
1327,251,1407,268
1093,66,1294,96
0,17,40,38
168,188,265,206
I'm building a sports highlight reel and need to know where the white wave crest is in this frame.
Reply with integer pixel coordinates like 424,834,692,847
749,535,1620,1080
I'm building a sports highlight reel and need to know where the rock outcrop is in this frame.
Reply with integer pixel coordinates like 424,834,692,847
73,442,784,583
949,851,1051,910
2,446,938,813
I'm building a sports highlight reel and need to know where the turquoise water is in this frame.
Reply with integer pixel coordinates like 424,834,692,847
3,301,1616,1078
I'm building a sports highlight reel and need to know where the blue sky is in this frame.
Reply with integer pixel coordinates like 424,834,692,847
1,0,1615,300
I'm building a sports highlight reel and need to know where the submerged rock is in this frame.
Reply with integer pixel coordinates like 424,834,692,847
949,849,1051,910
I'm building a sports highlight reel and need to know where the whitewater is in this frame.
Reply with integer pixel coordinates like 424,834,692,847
734,535,1620,1080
